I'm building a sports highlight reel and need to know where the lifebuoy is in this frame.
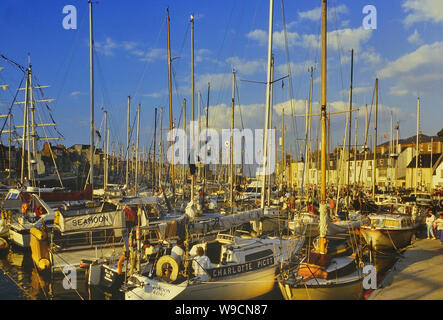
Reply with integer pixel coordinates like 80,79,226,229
156,255,179,282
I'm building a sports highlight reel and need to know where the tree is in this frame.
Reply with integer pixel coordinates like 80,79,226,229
438,128,443,137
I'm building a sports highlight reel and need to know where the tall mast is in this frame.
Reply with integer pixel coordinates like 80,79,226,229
372,78,378,200
135,103,140,195
167,8,175,191
183,99,187,186
307,67,314,188
126,96,131,186
152,107,157,191
21,65,30,184
89,0,95,190
104,111,108,190
354,117,358,185
347,49,354,205
204,83,210,194
29,62,37,183
415,97,420,193
190,13,195,203
267,57,274,206
319,0,328,254
260,0,274,209
230,70,235,210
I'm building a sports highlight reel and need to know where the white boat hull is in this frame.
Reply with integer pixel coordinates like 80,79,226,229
125,264,279,300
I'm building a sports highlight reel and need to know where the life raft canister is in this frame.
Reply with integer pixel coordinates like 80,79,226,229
156,255,179,282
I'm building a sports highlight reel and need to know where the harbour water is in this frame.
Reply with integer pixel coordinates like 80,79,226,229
0,243,402,300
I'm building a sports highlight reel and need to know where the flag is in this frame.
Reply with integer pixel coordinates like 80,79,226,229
282,80,284,88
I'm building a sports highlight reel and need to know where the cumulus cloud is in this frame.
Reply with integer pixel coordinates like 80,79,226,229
226,57,265,75
407,29,422,45
298,4,349,21
403,0,443,26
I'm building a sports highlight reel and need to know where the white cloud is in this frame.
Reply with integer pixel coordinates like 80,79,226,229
94,37,118,56
302,27,373,52
379,41,443,78
139,48,167,63
407,29,422,45
226,57,265,75
276,60,316,77
378,41,443,96
70,91,86,97
195,73,232,92
298,5,348,21
403,0,443,26
246,29,300,49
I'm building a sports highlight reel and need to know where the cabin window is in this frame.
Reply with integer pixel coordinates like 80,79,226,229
383,220,399,228
245,249,273,262
6,193,19,200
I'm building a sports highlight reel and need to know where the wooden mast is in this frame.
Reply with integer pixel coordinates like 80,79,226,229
167,8,175,192
126,96,131,187
260,0,274,209
372,78,378,200
89,0,94,191
152,107,157,191
415,97,420,193
135,103,140,195
190,13,195,204
319,0,328,254
347,49,354,206
230,70,235,211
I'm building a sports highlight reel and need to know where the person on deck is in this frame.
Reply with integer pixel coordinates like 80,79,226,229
192,246,211,281
426,211,436,239
171,239,185,265
329,196,336,219
433,214,443,243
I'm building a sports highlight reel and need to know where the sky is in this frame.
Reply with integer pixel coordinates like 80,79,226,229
0,0,442,163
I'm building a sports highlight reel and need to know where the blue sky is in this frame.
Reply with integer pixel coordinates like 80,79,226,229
0,0,442,160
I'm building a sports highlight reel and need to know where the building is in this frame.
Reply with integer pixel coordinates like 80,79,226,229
406,153,442,191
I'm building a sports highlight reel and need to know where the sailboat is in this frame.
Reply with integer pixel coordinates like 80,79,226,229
121,209,304,300
277,0,364,300
118,2,306,300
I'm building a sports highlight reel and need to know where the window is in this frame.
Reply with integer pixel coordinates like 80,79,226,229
428,144,432,152
441,170,443,179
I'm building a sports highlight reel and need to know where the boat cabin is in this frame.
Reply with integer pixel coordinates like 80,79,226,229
368,214,414,229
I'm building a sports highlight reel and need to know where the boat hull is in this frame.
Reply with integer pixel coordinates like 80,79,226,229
278,273,363,300
9,227,30,248
126,264,278,300
360,228,414,252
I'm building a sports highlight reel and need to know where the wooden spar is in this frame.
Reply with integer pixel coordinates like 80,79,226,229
167,8,175,191
319,0,327,253
89,0,94,190
190,13,195,204
267,57,274,206
230,70,235,210
260,0,274,210
104,111,107,190
347,49,354,205
152,107,157,191
135,103,140,195
126,96,131,187
372,78,378,200
415,97,420,193
183,99,186,186
204,83,210,195
307,67,314,188
20,65,29,184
